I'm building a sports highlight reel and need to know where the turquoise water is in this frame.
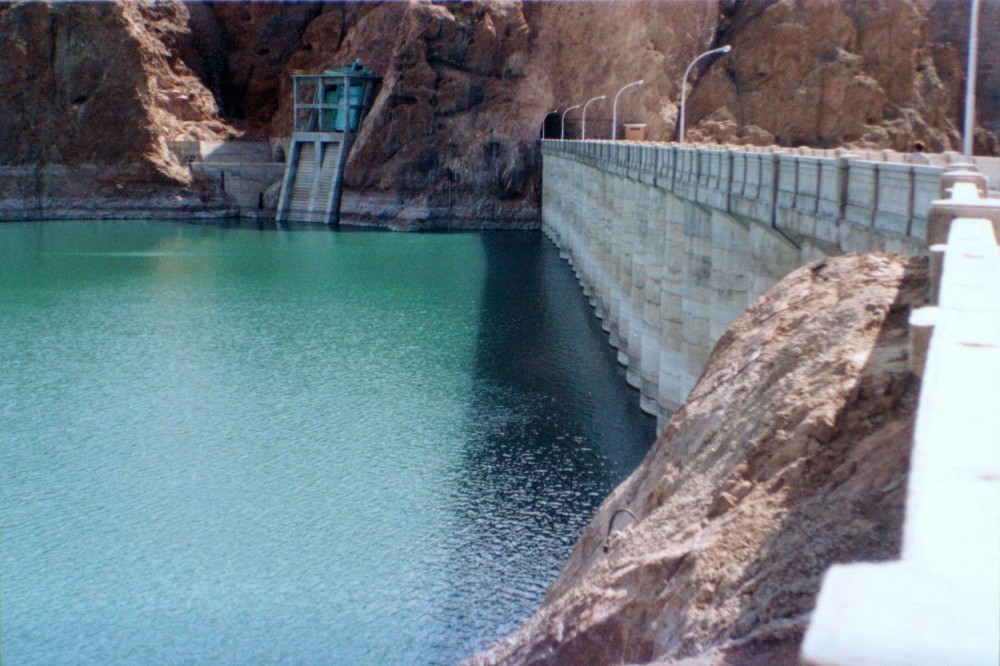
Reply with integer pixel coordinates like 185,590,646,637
0,220,655,665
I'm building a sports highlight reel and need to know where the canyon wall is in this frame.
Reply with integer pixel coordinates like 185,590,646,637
0,0,996,224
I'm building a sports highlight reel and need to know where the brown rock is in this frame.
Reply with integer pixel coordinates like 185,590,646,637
687,0,996,151
467,254,926,665
270,0,547,226
197,1,324,137
928,0,1000,153
0,0,231,182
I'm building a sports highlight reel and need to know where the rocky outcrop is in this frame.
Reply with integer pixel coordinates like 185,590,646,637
0,1,230,176
468,253,926,665
928,0,1000,154
0,0,235,219
189,2,325,138
284,1,545,227
685,0,975,150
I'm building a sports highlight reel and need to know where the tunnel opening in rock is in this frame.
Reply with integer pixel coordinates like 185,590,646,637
542,113,562,140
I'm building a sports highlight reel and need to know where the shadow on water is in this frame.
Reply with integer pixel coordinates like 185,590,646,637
439,231,656,657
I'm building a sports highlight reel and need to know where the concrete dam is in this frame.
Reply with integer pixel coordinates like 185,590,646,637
541,139,1000,665
541,139,998,423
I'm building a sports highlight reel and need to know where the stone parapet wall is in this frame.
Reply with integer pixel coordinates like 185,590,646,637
541,140,960,423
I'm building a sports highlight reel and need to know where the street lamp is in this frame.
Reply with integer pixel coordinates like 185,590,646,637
678,44,732,143
540,110,559,139
612,80,643,140
561,105,580,140
963,0,981,157
582,95,606,140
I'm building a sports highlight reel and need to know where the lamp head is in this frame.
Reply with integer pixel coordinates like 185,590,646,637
720,45,732,53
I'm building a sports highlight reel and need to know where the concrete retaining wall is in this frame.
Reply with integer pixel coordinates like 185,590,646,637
169,140,285,216
542,140,950,424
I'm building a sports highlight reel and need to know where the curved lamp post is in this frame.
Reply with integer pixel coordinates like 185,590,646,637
678,44,732,144
540,110,559,139
612,80,643,140
963,0,981,157
561,104,580,140
581,95,606,140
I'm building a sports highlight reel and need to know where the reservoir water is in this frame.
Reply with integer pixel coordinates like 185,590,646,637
0,220,655,665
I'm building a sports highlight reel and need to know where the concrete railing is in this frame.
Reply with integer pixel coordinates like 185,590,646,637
546,140,968,255
803,170,1000,665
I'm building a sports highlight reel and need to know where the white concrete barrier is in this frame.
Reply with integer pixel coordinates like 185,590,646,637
802,172,1000,666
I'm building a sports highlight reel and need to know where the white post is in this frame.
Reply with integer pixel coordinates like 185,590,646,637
963,0,981,158
582,95,606,140
561,105,580,141
678,45,732,144
612,80,644,141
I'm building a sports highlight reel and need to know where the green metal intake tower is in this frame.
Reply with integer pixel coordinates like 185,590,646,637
276,62,379,225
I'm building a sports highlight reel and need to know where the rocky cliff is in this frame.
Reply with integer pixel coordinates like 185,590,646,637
0,1,234,218
468,252,926,665
0,0,995,224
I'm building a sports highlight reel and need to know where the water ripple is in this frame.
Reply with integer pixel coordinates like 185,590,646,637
0,222,654,665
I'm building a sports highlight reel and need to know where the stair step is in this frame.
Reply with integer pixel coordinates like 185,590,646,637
276,138,349,223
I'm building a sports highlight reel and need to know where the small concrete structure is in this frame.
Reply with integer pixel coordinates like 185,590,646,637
276,63,379,225
623,124,647,141
169,141,285,217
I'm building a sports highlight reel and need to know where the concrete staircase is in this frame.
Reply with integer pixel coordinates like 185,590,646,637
287,143,317,215
275,136,347,225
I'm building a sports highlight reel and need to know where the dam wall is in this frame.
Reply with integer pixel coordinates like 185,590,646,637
540,140,1000,423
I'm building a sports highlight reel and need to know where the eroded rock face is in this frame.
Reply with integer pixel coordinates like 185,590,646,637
686,0,964,150
928,0,1000,154
0,1,234,218
272,0,549,226
0,1,231,179
468,253,926,665
194,2,324,137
